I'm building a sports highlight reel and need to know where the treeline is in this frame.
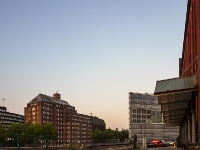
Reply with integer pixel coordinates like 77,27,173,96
91,128,129,143
0,122,129,147
0,122,57,147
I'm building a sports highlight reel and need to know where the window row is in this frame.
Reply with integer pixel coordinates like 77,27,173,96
43,103,52,107
0,112,24,118
130,93,157,100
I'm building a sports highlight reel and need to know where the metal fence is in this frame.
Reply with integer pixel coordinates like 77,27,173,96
0,134,55,150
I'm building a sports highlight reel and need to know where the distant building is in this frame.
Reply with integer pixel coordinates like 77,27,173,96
129,92,179,147
90,116,106,132
0,106,24,130
24,92,105,145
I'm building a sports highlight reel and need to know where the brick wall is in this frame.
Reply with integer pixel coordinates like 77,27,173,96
181,0,200,142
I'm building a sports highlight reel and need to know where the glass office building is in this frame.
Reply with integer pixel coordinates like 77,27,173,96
129,92,179,146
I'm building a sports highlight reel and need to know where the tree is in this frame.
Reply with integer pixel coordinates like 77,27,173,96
8,122,24,135
119,129,129,142
0,123,5,135
0,123,6,146
24,123,42,144
8,122,24,146
41,123,57,140
114,128,120,141
91,128,103,143
92,128,129,143
103,128,114,142
0,122,58,147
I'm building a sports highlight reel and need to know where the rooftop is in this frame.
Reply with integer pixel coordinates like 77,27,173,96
28,93,72,106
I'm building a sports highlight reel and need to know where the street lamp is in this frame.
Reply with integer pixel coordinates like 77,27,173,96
46,138,48,150
17,134,20,150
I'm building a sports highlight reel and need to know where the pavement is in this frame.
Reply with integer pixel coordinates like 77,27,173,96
143,146,180,150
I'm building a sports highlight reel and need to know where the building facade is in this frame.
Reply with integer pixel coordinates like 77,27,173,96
0,106,24,130
129,92,179,146
154,0,200,148
24,92,105,145
90,116,106,132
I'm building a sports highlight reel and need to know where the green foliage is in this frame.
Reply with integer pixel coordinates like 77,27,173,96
119,129,129,142
0,122,57,146
114,128,120,140
0,123,5,134
92,127,129,143
103,128,114,142
8,122,24,135
23,123,43,144
0,123,6,144
92,128,103,142
42,123,58,140
8,122,25,144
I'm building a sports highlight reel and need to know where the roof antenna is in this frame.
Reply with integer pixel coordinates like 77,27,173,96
56,87,58,93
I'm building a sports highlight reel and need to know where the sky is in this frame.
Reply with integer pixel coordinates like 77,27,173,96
0,0,188,130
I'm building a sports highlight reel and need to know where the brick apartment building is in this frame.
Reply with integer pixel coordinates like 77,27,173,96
24,92,105,145
90,116,106,132
154,0,200,149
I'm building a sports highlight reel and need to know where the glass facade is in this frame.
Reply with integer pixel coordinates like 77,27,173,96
129,93,162,124
129,92,179,146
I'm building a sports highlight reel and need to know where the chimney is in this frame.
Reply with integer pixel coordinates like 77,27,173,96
53,92,61,99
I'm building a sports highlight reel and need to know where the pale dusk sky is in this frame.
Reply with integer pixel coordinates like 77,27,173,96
0,0,187,129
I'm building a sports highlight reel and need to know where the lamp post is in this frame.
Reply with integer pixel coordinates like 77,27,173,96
46,138,48,150
34,137,38,150
17,134,20,150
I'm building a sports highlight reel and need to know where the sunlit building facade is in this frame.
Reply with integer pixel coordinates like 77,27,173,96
24,92,105,145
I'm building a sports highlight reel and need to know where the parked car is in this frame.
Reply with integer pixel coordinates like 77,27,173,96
168,141,174,146
150,139,164,147
161,140,168,147
147,142,157,148
165,141,170,146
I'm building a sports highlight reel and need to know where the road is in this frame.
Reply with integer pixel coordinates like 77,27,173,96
146,146,177,150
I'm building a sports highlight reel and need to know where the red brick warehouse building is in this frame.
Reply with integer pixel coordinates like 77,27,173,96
24,92,106,146
154,0,200,149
